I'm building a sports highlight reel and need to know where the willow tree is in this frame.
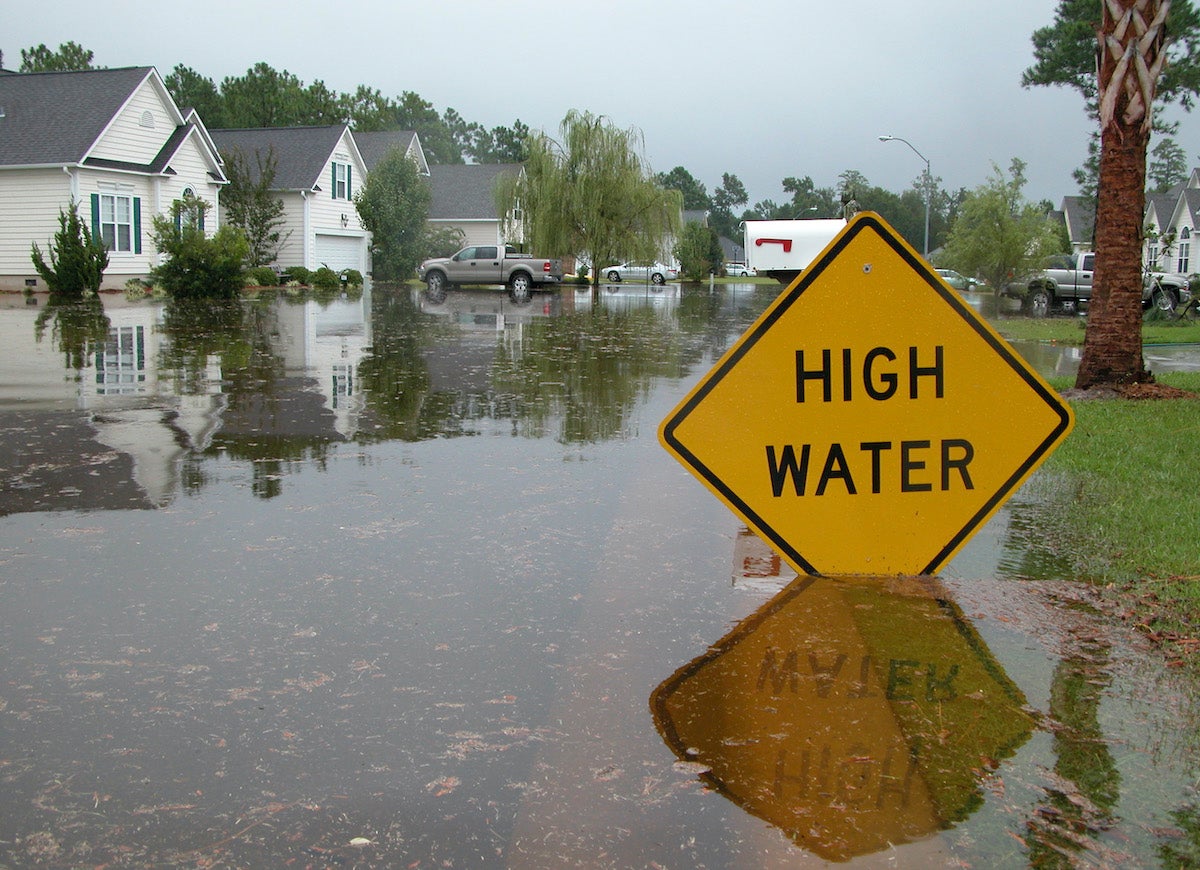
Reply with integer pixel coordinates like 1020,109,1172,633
1077,0,1170,388
496,110,681,286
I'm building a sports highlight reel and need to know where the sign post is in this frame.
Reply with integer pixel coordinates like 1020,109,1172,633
659,212,1074,576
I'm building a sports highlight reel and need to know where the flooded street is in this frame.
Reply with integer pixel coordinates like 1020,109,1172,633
2,285,1199,868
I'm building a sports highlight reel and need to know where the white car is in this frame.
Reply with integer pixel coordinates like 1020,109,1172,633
603,262,678,285
725,262,757,277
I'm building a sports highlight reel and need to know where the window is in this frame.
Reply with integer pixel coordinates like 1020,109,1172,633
176,188,205,232
1148,240,1159,269
1179,228,1191,273
331,161,352,200
93,193,140,253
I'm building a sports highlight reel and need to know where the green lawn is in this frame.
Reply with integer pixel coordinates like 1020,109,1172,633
993,313,1200,345
1038,371,1200,646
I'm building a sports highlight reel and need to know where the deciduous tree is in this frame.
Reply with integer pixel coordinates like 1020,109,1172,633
939,159,1060,299
354,147,431,281
496,111,681,286
220,146,289,267
674,222,723,281
657,167,710,211
708,173,748,241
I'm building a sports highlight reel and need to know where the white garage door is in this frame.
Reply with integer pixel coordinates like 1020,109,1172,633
314,234,365,273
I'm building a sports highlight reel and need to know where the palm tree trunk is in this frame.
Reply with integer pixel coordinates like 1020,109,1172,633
1075,0,1169,389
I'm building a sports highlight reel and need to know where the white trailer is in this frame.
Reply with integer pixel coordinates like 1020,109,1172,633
744,219,846,284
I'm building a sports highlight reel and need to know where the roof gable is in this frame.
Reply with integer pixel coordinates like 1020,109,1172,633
428,163,522,220
1171,187,1200,230
353,129,428,175
0,66,162,166
209,125,361,191
1145,193,1177,229
1059,195,1095,247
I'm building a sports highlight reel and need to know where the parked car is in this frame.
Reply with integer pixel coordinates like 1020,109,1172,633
725,262,757,277
935,269,977,292
603,262,677,285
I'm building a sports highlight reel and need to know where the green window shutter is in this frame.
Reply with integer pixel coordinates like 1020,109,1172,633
90,194,100,238
198,207,205,233
332,162,338,199
133,198,142,254
347,165,352,200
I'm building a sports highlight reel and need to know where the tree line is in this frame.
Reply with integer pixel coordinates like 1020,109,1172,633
11,40,967,257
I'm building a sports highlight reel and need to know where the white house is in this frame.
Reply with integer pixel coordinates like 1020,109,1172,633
0,66,227,292
209,125,370,275
1145,169,1200,275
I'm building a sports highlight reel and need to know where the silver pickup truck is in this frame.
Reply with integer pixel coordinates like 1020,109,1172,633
1005,251,1191,316
418,244,563,304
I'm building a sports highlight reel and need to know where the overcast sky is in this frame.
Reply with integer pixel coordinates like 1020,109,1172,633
6,0,1200,208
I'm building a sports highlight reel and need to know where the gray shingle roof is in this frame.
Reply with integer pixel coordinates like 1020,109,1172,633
210,125,350,191
1060,195,1095,247
353,130,417,171
0,66,157,166
428,164,521,220
1146,193,1177,226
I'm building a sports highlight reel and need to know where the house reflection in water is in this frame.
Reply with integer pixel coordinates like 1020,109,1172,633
0,291,372,515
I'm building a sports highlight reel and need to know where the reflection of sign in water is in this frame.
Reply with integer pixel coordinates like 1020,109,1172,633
651,564,1032,862
659,212,1074,575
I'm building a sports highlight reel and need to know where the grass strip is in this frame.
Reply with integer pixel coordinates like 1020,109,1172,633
992,314,1200,346
1041,372,1200,638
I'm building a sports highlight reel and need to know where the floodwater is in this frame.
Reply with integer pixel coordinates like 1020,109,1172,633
1,284,1199,868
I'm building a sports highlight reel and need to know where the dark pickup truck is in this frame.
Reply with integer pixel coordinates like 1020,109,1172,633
417,244,563,304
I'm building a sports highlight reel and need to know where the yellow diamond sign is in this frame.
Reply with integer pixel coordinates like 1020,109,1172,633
659,213,1074,576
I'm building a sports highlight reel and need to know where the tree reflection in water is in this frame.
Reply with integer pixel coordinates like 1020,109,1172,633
34,294,111,372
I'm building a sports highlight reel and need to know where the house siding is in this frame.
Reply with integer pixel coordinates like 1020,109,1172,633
0,69,227,292
158,133,222,228
91,76,175,166
430,220,503,249
304,137,368,272
272,193,309,270
84,170,158,281
0,168,75,286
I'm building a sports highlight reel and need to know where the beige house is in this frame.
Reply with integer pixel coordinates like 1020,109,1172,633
427,163,523,249
353,129,430,177
0,66,227,292
210,125,371,275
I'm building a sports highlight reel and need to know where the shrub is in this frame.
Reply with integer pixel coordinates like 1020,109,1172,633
341,268,364,288
284,266,312,285
30,201,108,298
247,266,279,287
312,266,341,291
123,278,154,300
150,195,248,299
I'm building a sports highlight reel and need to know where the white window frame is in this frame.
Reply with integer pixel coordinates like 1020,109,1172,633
100,193,134,253
334,163,347,200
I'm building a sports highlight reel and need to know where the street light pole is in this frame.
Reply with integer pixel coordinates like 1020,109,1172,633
879,135,931,259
